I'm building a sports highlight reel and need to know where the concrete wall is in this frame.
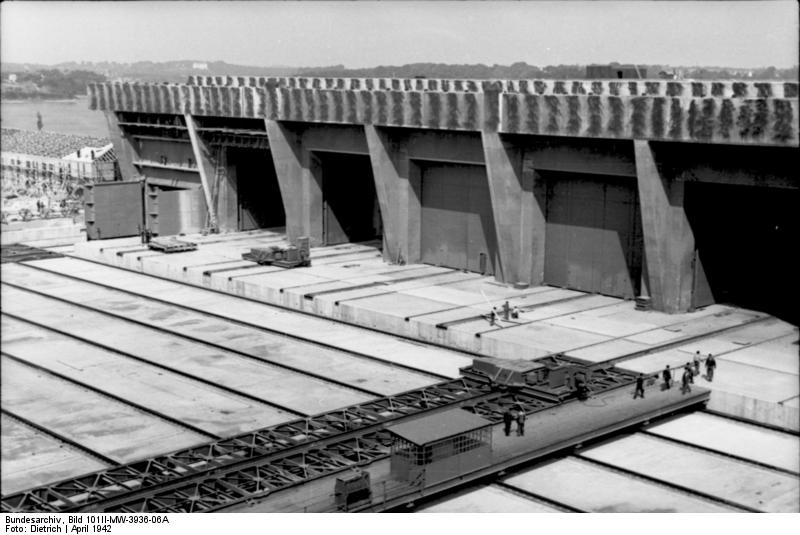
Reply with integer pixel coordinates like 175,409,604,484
89,79,799,146
90,77,798,315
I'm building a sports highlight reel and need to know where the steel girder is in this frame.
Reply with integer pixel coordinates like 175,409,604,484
1,378,488,513
105,431,395,513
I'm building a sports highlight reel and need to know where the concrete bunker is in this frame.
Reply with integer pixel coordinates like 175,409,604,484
316,152,382,246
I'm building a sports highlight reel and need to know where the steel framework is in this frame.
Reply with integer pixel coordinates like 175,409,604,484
2,358,639,513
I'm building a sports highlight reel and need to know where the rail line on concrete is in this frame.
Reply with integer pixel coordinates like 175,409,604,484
1,354,656,513
1,376,496,512
43,250,776,382
35,250,494,362
0,280,387,400
1,351,222,441
638,429,799,477
700,408,800,436
574,455,758,513
0,408,119,468
14,259,454,381
490,482,586,513
0,309,307,419
588,318,774,370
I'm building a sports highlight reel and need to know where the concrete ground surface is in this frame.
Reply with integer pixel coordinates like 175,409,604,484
1,229,797,513
418,485,562,513
73,229,799,430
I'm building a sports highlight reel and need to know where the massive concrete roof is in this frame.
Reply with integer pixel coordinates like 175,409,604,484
88,77,798,147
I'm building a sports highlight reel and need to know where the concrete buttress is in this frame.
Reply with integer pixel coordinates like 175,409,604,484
364,125,421,264
265,120,323,245
481,132,542,286
634,140,697,313
104,111,139,181
184,114,219,231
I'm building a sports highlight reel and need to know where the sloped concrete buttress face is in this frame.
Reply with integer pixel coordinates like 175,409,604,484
265,120,323,245
104,111,139,181
634,140,696,313
184,113,218,230
364,125,421,264
480,132,542,286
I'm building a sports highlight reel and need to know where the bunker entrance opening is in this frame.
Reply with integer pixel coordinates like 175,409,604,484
318,152,382,246
420,162,497,275
686,182,799,325
228,147,285,232
542,171,643,299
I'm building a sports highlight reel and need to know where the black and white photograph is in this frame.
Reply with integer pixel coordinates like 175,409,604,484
0,0,798,527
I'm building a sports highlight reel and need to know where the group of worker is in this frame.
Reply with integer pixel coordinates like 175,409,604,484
634,351,718,399
489,301,521,326
502,407,527,437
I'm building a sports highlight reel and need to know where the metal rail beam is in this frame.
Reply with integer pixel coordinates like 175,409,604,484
14,260,449,380
1,408,119,468
700,409,800,436
29,251,493,363
1,311,306,418
1,374,491,512
491,482,586,513
575,455,759,513
1,351,220,441
638,430,799,477
1,281,385,399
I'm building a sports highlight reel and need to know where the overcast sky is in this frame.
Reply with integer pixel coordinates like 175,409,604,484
1,1,797,69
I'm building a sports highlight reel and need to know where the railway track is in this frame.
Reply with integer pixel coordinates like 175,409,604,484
2,252,795,513
428,410,798,514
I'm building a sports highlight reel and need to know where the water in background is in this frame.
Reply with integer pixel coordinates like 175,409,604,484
1,96,110,138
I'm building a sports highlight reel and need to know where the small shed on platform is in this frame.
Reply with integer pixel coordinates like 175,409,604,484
389,409,493,487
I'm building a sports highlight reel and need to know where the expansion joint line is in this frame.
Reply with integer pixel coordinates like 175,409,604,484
14,260,449,381
50,250,491,361
0,309,306,418
0,407,120,467
491,481,586,513
0,351,220,440
0,279,383,399
575,455,761,513
639,429,799,477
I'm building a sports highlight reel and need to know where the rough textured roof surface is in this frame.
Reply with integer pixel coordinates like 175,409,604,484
389,408,492,446
1,128,111,159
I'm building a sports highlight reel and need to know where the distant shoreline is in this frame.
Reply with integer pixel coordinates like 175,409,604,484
2,96,87,104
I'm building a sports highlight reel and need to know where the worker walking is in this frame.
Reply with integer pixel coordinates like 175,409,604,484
684,362,694,384
515,408,526,437
662,365,672,390
634,373,645,399
502,409,513,437
706,354,717,382
693,352,702,377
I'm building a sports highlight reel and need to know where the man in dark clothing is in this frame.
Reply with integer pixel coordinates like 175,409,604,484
681,368,692,394
662,365,672,389
502,409,513,436
684,362,694,384
515,409,526,436
634,374,645,399
693,352,702,377
706,354,717,382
